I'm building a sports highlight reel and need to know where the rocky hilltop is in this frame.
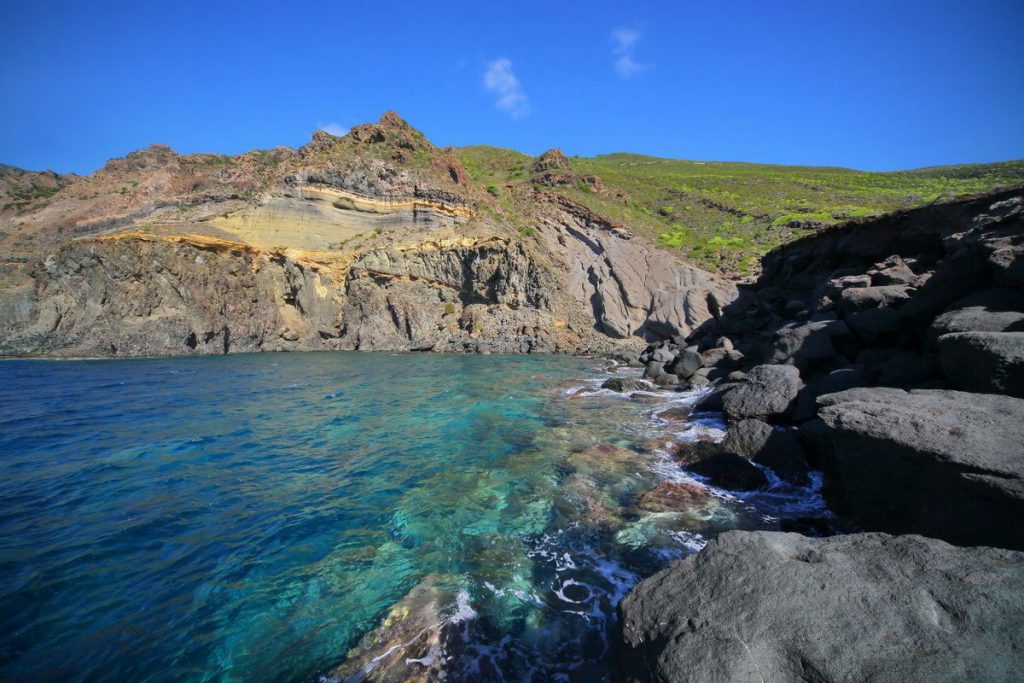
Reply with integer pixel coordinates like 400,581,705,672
0,113,734,358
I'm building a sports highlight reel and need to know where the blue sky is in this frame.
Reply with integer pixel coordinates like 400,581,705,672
2,0,1022,174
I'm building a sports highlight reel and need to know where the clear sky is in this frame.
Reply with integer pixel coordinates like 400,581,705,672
2,0,1022,174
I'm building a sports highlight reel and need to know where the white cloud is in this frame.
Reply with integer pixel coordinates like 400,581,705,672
610,27,651,79
483,58,531,118
319,122,349,136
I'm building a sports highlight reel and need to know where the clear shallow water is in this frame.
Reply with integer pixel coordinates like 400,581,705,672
0,353,826,682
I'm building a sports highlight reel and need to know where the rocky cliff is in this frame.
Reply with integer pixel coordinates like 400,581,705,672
0,113,734,357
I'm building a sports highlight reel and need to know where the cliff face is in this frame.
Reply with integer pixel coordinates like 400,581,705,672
0,114,735,357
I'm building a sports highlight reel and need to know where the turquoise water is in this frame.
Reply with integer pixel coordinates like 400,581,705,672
0,353,826,682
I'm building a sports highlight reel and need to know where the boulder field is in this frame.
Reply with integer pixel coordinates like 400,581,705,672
611,188,1024,681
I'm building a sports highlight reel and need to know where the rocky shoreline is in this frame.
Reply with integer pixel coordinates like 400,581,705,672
604,189,1024,681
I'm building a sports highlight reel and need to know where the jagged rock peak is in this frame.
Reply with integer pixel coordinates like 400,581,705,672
100,144,179,173
534,148,570,173
377,110,412,129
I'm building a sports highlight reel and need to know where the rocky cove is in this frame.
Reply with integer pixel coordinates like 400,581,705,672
321,187,1024,681
1,113,1023,682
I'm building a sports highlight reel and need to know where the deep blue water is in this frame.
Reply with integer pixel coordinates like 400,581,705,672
0,353,825,682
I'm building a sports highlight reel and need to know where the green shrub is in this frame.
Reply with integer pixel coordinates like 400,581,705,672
444,303,456,315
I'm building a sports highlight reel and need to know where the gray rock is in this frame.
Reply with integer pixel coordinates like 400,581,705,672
929,289,1024,345
720,418,773,458
869,255,917,285
600,377,653,393
654,373,680,386
838,284,912,316
845,306,902,344
618,531,1024,683
823,273,871,298
988,243,1024,288
768,320,848,367
938,331,1024,397
642,360,666,380
685,452,768,490
668,348,703,378
650,345,676,364
721,418,810,484
818,387,1024,550
721,364,802,420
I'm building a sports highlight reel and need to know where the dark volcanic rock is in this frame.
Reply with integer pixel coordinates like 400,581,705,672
721,364,802,421
685,452,768,491
928,289,1024,345
668,347,703,378
601,377,653,393
720,418,773,458
722,418,810,484
618,531,1024,683
838,284,912,316
938,331,1024,397
818,387,1024,550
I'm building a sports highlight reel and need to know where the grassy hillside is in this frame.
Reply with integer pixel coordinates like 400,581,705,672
455,146,1024,276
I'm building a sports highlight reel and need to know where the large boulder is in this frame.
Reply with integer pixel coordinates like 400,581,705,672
818,388,1024,550
668,347,703,378
721,364,802,420
937,331,1024,397
721,419,810,484
618,531,1024,683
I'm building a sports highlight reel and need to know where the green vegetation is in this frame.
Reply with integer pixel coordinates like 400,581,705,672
444,302,456,315
455,146,1024,276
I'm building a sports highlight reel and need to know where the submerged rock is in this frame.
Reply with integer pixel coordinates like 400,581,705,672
818,387,1024,550
618,531,1024,683
330,574,459,683
600,377,653,393
634,481,715,514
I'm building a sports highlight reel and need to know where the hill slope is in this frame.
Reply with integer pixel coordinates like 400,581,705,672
455,147,1024,276
1,112,1020,358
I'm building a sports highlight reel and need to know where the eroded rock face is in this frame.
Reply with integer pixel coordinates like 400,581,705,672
618,531,1024,683
818,387,1024,550
0,115,736,358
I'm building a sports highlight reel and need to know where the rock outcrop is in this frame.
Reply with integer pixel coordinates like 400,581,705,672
618,531,1024,683
0,113,734,358
818,387,1024,550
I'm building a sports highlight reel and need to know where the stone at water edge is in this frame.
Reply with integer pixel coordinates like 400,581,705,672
685,452,768,491
721,418,810,485
818,387,1024,551
600,377,652,393
721,364,802,420
617,531,1024,683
